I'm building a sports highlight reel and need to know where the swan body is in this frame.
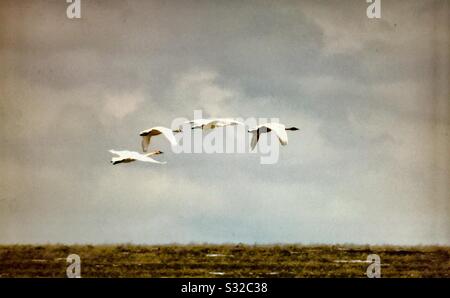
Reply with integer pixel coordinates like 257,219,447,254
248,123,299,150
139,126,181,152
187,118,244,130
109,150,166,165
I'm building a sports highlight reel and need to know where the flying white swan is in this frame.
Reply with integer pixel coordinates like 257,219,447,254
139,126,181,152
248,123,299,150
109,150,166,165
186,118,244,131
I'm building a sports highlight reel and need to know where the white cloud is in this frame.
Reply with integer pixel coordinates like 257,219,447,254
102,90,145,122
173,70,236,117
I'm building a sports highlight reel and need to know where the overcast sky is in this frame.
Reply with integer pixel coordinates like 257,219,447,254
0,0,449,245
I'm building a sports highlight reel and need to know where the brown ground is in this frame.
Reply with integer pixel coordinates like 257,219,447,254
0,244,448,277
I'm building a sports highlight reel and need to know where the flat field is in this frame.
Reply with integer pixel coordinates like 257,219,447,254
0,244,448,277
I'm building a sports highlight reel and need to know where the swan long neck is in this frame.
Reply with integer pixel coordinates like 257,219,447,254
147,150,163,156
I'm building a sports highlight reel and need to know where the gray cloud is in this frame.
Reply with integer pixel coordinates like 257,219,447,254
0,0,448,245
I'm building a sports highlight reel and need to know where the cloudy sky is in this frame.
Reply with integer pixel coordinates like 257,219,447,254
0,0,448,245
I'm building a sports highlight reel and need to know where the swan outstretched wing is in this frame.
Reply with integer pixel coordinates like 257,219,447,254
215,119,244,127
132,152,166,164
109,150,134,157
250,130,259,151
141,135,151,152
187,119,210,129
109,150,132,164
265,123,288,146
152,126,178,146
110,150,166,165
230,120,245,126
140,126,178,152
188,118,244,130
109,149,121,156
